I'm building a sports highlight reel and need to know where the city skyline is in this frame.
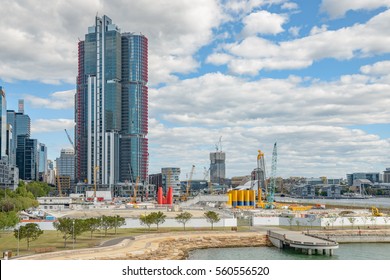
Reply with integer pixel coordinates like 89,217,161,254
1,0,389,179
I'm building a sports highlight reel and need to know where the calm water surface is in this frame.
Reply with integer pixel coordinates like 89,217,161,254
188,243,390,260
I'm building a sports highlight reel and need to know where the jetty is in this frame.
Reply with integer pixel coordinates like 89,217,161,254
267,229,339,255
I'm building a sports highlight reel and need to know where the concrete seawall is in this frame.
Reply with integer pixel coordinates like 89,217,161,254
308,229,390,243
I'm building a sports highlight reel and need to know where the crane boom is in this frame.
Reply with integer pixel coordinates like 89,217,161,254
64,129,75,150
186,165,195,197
266,142,277,207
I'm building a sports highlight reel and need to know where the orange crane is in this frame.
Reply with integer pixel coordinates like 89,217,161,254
132,176,140,204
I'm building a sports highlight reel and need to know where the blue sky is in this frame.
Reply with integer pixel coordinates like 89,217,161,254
1,0,390,179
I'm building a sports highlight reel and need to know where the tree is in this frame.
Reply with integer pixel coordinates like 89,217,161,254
139,214,154,231
175,212,193,231
14,223,43,250
26,181,51,198
84,217,101,239
112,215,126,235
0,211,19,232
151,211,166,231
204,211,220,230
53,218,83,247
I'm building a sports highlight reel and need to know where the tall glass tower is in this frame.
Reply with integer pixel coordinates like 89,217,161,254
76,15,148,187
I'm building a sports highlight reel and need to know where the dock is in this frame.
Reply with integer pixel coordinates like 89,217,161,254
267,229,339,255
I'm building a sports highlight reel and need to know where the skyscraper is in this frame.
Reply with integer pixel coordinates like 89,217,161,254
76,15,148,187
0,86,6,159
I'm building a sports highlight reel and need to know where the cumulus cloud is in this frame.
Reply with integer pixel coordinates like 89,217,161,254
32,118,74,133
360,60,390,76
148,119,390,178
150,69,390,129
25,89,75,109
242,10,287,36
208,9,390,75
0,0,223,85
321,0,390,18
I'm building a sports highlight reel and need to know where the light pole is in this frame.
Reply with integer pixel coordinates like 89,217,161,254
17,225,20,256
72,219,75,250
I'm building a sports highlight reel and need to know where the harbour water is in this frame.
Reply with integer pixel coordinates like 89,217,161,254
276,196,390,209
188,243,390,260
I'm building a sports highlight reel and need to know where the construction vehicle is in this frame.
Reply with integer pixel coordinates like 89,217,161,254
181,165,195,201
288,204,312,211
372,206,383,216
266,142,277,209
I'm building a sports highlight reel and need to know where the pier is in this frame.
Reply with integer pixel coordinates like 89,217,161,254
267,229,339,255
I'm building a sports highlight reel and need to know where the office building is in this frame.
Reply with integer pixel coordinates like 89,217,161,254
7,101,31,166
76,15,148,188
38,143,48,181
0,87,6,159
16,135,38,180
56,149,75,181
347,172,380,186
161,167,181,196
384,168,390,183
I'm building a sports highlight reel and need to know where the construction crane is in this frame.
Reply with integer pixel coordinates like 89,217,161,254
132,176,140,204
182,165,195,201
266,142,278,209
203,167,212,194
64,129,75,150
256,149,266,208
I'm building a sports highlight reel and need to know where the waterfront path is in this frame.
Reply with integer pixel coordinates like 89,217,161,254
16,230,270,260
268,229,339,255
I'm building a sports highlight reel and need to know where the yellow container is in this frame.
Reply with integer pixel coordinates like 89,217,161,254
244,190,250,206
232,190,238,207
238,190,244,206
227,191,232,206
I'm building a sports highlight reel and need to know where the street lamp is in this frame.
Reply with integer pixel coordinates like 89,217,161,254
17,225,20,256
72,219,75,250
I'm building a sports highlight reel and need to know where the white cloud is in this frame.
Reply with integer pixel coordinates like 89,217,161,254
24,90,75,109
147,64,390,177
309,24,328,35
242,10,287,36
360,60,390,76
32,118,74,133
206,53,233,65
288,26,300,37
281,2,298,10
321,0,390,18
0,0,223,85
208,9,390,74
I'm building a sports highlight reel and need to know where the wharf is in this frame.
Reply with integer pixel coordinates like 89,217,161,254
267,229,339,255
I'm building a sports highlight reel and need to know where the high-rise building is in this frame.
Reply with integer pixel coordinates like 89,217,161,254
0,86,7,159
161,167,181,196
16,135,38,180
56,149,75,181
38,143,48,181
7,102,31,166
76,15,148,187
210,151,226,185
